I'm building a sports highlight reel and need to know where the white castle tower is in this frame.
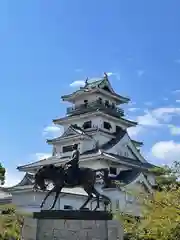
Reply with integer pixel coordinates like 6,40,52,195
7,74,156,215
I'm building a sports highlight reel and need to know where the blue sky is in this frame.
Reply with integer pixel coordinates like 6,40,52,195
1,0,180,186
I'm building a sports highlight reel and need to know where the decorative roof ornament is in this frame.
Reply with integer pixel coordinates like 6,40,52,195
104,72,108,79
85,77,89,86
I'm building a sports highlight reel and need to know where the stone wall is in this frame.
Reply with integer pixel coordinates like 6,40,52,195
21,216,123,240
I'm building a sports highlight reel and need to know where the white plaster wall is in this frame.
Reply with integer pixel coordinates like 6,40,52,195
80,133,112,153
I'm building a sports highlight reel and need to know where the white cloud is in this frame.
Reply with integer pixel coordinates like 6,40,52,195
128,107,140,112
151,140,180,165
127,126,144,137
105,72,121,80
43,124,63,138
152,107,180,121
137,112,160,127
137,70,145,77
135,107,180,128
168,125,180,135
172,89,180,94
70,80,85,88
106,72,113,76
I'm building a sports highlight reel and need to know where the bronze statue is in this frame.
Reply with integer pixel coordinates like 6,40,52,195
34,163,111,210
65,143,80,185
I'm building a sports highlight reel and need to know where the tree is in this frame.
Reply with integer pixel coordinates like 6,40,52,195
0,204,24,240
118,162,180,240
0,163,5,185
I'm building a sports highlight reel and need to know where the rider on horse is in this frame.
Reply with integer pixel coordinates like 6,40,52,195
65,143,80,184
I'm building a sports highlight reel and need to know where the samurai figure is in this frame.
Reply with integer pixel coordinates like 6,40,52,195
65,143,80,184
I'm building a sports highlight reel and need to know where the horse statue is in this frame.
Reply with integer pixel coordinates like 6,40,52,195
33,163,111,210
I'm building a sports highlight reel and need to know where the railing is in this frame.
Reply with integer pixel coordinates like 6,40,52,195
66,100,124,118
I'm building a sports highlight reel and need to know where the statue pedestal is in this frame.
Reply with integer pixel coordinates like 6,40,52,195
21,210,124,240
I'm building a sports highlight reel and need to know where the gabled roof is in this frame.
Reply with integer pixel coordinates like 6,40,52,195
16,173,34,186
47,124,117,144
105,152,155,170
47,124,92,143
61,74,130,103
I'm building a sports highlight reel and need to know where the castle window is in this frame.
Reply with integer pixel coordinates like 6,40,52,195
112,102,115,109
83,121,92,129
64,205,73,210
84,100,88,107
103,121,112,130
62,145,73,153
116,126,122,133
110,167,117,175
98,97,102,104
105,100,110,107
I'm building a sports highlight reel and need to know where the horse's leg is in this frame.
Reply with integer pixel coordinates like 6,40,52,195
49,185,63,210
40,186,55,209
79,186,93,210
91,187,101,211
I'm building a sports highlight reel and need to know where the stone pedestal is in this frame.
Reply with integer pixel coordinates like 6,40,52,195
21,210,124,240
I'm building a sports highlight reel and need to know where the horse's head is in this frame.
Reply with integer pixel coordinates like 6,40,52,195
34,164,57,191
34,164,65,191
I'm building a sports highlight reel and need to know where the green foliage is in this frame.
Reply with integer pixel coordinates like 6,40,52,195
0,163,5,185
119,163,180,240
0,204,24,240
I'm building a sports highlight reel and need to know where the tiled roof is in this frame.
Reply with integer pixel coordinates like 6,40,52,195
53,111,137,127
47,125,116,143
17,173,34,186
106,152,155,169
61,76,130,102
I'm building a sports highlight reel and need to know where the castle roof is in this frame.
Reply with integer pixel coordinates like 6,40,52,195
53,110,137,127
61,75,130,104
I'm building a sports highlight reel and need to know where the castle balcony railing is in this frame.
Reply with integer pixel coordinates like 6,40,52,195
66,100,124,118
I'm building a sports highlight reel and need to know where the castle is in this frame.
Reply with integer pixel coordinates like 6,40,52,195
6,74,156,215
